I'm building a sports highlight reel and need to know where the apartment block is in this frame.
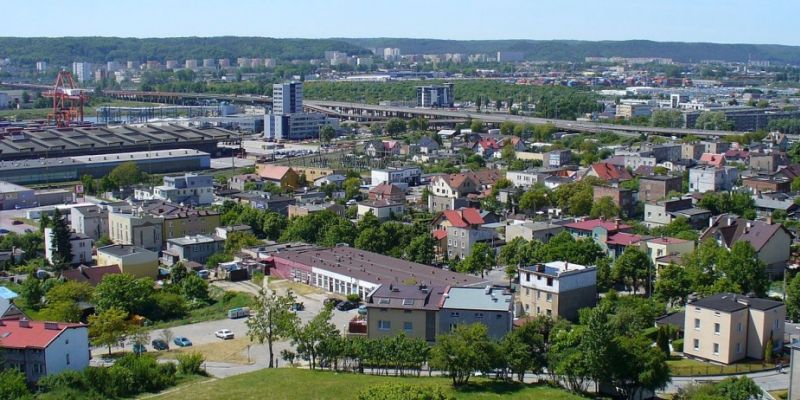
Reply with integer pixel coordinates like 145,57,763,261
518,261,597,321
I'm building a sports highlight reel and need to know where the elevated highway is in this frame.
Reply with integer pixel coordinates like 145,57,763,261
305,100,738,138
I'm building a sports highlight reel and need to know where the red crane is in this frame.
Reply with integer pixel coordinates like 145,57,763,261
42,70,89,127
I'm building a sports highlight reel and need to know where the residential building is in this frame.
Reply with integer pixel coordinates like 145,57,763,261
433,208,496,260
701,141,731,155
256,165,300,189
700,214,792,277
0,319,89,382
683,293,785,364
584,162,633,183
232,192,295,216
616,103,652,118
496,51,524,63
682,142,705,161
163,234,225,265
506,169,547,189
370,167,421,188
439,286,513,340
97,244,159,278
644,237,695,266
699,153,726,168
750,152,787,173
592,186,635,216
416,83,454,108
565,218,632,240
688,166,739,193
314,174,346,187
753,193,799,219
0,287,25,319
505,221,566,243
427,170,501,212
62,265,122,286
140,201,220,241
640,143,683,163
357,199,405,221
292,166,335,183
287,203,346,218
644,198,711,229
790,342,800,400
543,149,572,167
518,261,597,321
368,183,405,203
150,173,214,206
228,174,265,191
71,62,92,83
270,246,487,300
44,228,93,266
742,175,791,194
639,175,683,202
366,284,445,342
70,205,109,240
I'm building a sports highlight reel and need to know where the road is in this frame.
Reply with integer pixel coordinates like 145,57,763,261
209,157,256,170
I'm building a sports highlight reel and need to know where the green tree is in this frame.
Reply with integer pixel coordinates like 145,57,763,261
650,109,684,128
589,196,620,219
129,328,151,355
89,307,133,356
20,275,44,310
292,307,338,370
430,323,496,386
247,289,300,368
93,274,155,317
695,111,733,130
612,247,653,295
788,272,800,322
595,257,613,292
498,237,539,281
181,274,210,304
404,234,435,265
500,141,516,162
518,185,549,214
385,118,407,136
654,263,691,308
718,241,768,297
49,208,73,269
500,121,516,135
343,177,362,200
0,369,32,400
107,161,143,188
469,119,484,133
456,242,495,278
319,125,336,143
612,334,672,400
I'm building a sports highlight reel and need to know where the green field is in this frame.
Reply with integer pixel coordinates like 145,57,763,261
151,368,585,400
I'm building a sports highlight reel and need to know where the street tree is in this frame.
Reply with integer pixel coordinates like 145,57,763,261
129,328,151,355
404,234,435,265
518,185,549,214
430,323,496,386
319,125,336,143
589,196,620,219
457,242,495,278
498,237,539,281
89,307,132,356
247,289,300,368
49,208,73,270
654,263,692,308
718,241,768,297
788,273,800,322
469,119,484,133
292,307,338,370
612,247,653,295
385,118,407,136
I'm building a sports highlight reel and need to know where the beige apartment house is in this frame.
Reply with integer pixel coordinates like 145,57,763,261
365,284,445,342
108,212,163,252
518,261,597,322
683,293,785,365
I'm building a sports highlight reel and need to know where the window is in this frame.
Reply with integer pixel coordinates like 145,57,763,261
378,320,391,331
66,354,70,365
496,314,503,319
712,343,719,355
525,288,530,295
694,318,700,330
774,319,779,329
525,273,530,282
403,322,413,332
546,293,552,303
736,343,742,353
474,313,484,319
714,323,720,335
403,310,412,314
402,298,415,306
546,277,553,287
737,322,742,333
450,312,460,318
693,339,699,351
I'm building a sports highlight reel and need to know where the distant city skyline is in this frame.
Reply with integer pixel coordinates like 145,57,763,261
4,0,800,46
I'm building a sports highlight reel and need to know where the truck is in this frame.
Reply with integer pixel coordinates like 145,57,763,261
227,307,251,319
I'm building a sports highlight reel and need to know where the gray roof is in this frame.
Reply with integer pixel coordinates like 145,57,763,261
0,181,31,194
442,287,512,312
691,293,783,313
0,149,209,171
368,284,446,311
168,234,224,246
97,244,157,258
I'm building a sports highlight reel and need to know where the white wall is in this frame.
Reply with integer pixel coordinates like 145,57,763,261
44,326,90,376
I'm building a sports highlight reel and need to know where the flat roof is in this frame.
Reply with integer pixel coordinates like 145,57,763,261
442,287,512,311
520,261,593,277
0,149,209,171
168,234,224,246
97,244,156,258
272,246,488,288
0,181,31,193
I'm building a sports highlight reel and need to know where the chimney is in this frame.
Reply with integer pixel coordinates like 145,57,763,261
767,215,773,225
484,285,491,295
19,319,30,328
44,322,60,330
614,218,620,230
564,261,568,270
709,216,714,228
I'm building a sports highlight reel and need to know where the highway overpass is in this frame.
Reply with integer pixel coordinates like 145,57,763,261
304,100,738,138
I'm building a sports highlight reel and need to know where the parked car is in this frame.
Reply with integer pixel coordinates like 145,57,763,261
151,339,169,351
324,298,342,308
173,337,192,347
336,301,359,312
214,329,234,340
290,302,305,311
357,305,367,315
132,343,147,354
197,270,210,279
11,220,22,225
0,228,9,234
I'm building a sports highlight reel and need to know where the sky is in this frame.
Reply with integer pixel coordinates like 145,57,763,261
4,0,799,46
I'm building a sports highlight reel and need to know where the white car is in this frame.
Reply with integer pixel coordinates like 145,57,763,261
214,329,234,340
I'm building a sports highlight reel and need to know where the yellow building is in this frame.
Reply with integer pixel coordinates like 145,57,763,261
683,293,785,365
97,244,159,279
643,237,695,268
140,201,220,241
256,164,300,189
291,166,335,183
108,212,164,252
365,284,444,342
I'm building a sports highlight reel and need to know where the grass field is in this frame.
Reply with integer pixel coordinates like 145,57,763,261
667,357,774,376
159,337,253,364
148,288,254,330
152,368,585,400
268,277,327,297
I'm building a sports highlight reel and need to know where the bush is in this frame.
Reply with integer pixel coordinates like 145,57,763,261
642,326,659,340
251,271,264,287
673,339,684,352
346,293,361,302
177,351,205,375
357,383,453,400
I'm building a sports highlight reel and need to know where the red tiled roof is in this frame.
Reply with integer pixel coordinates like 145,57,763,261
432,229,448,240
648,237,689,245
258,165,294,181
606,232,643,246
699,153,725,168
590,162,632,181
442,208,485,228
369,183,403,196
0,319,86,349
565,218,631,232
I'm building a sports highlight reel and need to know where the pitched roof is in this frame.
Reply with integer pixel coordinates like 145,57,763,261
432,229,448,240
62,265,122,286
590,162,633,181
442,208,485,228
699,153,725,168
700,214,788,251
369,183,404,196
258,165,294,181
565,218,631,232
648,237,690,245
0,319,86,349
606,232,644,246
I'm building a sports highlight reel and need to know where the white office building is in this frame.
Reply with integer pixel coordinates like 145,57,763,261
71,62,92,83
264,82,337,140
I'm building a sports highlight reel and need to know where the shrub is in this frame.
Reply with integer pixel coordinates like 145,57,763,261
251,271,264,287
177,352,205,375
672,339,684,352
346,293,361,302
357,383,453,400
642,326,659,340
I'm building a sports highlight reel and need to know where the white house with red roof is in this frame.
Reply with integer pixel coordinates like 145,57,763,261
432,208,497,260
582,162,633,183
0,318,89,382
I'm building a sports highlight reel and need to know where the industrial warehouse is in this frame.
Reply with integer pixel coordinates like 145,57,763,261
0,149,210,184
268,245,490,300
0,123,233,161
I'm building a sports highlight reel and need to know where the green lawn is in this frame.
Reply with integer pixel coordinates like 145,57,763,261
147,288,254,330
667,357,774,376
151,368,584,400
